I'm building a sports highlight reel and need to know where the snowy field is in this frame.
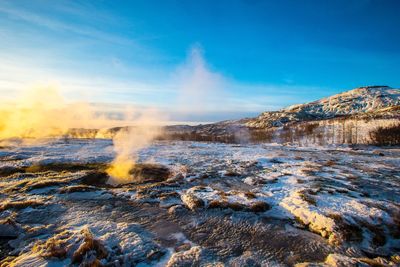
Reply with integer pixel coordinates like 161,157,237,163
0,139,399,266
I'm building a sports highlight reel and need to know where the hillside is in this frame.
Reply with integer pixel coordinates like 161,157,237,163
245,86,400,128
63,86,400,145
160,86,400,145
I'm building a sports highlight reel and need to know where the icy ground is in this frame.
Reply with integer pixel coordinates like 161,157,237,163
0,139,399,266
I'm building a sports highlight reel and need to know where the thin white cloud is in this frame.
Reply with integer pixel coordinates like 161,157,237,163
0,50,329,121
0,58,173,105
0,1,330,121
0,2,133,45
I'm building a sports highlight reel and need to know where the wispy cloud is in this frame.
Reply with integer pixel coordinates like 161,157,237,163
0,60,172,102
0,49,329,122
0,1,333,123
0,1,133,45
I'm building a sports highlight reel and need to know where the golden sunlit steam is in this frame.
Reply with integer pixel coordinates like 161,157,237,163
0,85,166,185
0,86,108,140
0,48,217,185
0,86,68,139
106,122,162,184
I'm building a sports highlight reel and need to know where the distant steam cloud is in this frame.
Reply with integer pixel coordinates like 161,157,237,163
0,84,165,185
0,85,108,140
0,45,229,184
174,46,227,114
106,46,227,184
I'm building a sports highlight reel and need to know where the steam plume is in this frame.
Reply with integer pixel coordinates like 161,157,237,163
0,46,225,185
106,109,163,184
0,85,107,140
174,46,226,114
106,47,223,184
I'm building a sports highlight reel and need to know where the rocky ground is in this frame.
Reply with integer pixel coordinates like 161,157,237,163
0,139,399,266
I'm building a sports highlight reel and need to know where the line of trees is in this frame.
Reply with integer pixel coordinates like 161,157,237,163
369,125,400,146
158,120,400,146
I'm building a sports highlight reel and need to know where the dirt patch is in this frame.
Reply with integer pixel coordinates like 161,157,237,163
0,199,46,212
72,228,108,265
26,179,70,191
249,201,271,212
208,200,270,212
80,171,110,187
208,200,246,211
59,185,99,194
181,193,205,211
33,231,71,259
328,213,363,243
25,163,107,173
129,164,171,183
298,189,317,206
244,191,257,199
0,166,25,176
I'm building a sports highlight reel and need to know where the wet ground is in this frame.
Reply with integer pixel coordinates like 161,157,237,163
0,139,399,266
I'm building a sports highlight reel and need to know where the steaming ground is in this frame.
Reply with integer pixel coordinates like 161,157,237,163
0,139,399,266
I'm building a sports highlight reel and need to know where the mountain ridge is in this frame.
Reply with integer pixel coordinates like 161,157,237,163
244,85,400,128
64,85,400,145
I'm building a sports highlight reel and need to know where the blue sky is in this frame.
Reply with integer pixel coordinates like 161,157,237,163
0,0,399,122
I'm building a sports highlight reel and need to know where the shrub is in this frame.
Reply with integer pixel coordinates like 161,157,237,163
369,124,400,146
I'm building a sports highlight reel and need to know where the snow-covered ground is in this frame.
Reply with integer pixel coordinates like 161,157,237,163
0,139,399,266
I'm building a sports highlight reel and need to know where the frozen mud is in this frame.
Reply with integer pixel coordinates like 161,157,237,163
0,139,399,266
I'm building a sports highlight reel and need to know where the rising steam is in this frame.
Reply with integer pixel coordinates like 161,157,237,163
0,86,107,140
106,109,163,184
174,46,226,114
106,46,223,184
0,46,225,185
0,85,164,185
0,85,165,185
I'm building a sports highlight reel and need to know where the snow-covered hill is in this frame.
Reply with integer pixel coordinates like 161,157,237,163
246,86,400,128
62,86,400,145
